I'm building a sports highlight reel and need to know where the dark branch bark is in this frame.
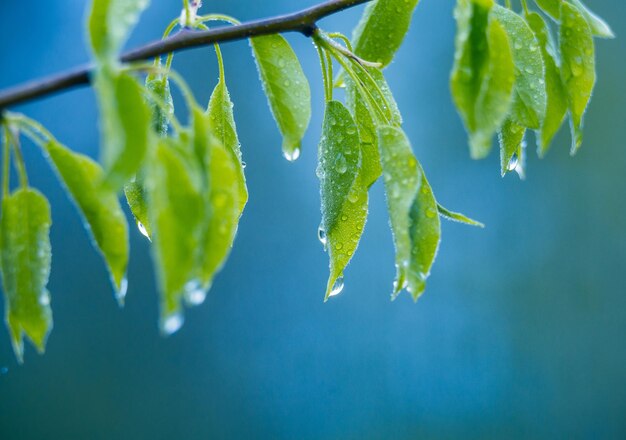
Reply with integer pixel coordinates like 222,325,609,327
0,0,371,110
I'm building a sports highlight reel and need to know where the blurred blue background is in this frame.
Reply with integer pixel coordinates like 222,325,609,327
0,0,625,438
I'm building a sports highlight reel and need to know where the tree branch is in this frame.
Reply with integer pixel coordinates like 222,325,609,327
0,0,372,110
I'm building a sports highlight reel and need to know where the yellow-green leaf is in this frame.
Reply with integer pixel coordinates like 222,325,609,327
46,141,129,302
0,188,53,363
124,180,151,239
318,101,368,300
437,203,485,228
533,0,614,39
250,34,311,160
351,0,421,67
498,118,526,177
145,74,174,137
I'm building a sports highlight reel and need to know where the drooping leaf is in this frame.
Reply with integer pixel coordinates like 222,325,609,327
145,74,174,137
318,101,368,300
95,71,152,190
46,140,129,302
450,0,516,158
124,180,151,239
498,118,526,177
533,0,614,39
250,34,311,160
437,203,485,228
492,5,547,130
207,66,248,215
147,137,206,334
0,188,53,363
345,67,401,188
351,0,420,67
88,0,150,62
560,1,596,153
526,11,568,156
378,125,441,300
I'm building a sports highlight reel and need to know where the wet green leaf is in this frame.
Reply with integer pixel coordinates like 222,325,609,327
437,203,484,228
318,101,367,300
207,67,248,215
124,180,151,239
250,34,311,160
526,11,568,156
560,1,596,153
492,5,547,130
351,0,420,67
0,188,53,363
533,0,614,39
451,0,516,158
95,71,152,190
145,74,174,137
498,118,526,177
148,137,206,333
378,125,440,300
46,141,129,302
345,67,401,188
88,0,150,61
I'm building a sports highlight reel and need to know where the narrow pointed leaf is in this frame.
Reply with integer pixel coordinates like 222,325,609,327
498,118,526,176
560,1,596,154
207,69,248,215
492,5,547,130
318,101,368,300
526,12,568,156
351,0,420,67
0,188,53,363
46,141,129,301
146,74,174,137
124,180,151,239
437,203,485,228
450,0,515,158
250,34,311,160
533,0,614,39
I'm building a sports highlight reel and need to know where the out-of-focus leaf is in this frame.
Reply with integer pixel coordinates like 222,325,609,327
492,5,547,130
46,140,129,302
95,71,152,190
148,137,206,334
351,0,420,67
560,1,596,153
250,34,311,161
145,74,174,137
124,180,151,239
318,101,367,300
207,66,248,215
88,0,150,61
378,125,440,300
0,188,53,363
533,0,614,39
345,67,401,188
498,118,526,177
526,11,568,156
450,0,515,158
437,203,485,228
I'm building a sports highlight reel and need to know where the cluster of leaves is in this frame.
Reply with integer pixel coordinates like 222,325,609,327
450,0,613,177
0,0,612,363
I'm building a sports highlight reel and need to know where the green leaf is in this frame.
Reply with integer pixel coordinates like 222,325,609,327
124,180,151,239
0,188,53,363
345,67,401,188
46,141,129,302
147,137,206,334
317,101,368,300
207,67,248,215
378,125,441,300
88,0,150,61
526,11,568,156
492,5,547,130
560,1,596,154
533,0,614,39
250,34,311,160
450,0,516,159
146,74,174,137
437,203,485,228
351,0,420,67
498,118,526,177
95,71,152,190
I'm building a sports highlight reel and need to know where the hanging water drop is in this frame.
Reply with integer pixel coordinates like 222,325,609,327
507,154,519,172
162,313,184,335
283,147,301,162
184,280,208,306
116,278,128,306
328,276,344,297
318,224,328,250
137,221,151,241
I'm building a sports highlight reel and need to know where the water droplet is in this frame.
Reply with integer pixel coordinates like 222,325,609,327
335,242,343,250
341,215,348,221
525,66,534,74
283,79,291,87
278,59,286,68
328,276,344,297
318,224,327,250
241,161,247,169
184,280,207,306
162,313,184,335
116,278,128,304
137,221,151,241
335,154,348,174
426,208,436,219
283,147,301,162
507,154,519,172
348,191,359,204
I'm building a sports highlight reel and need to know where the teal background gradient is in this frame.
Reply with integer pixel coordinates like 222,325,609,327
0,0,625,438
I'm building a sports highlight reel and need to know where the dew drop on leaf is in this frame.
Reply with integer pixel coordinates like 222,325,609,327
318,224,328,250
162,313,184,336
283,147,301,162
137,221,151,241
328,276,344,298
184,280,207,306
